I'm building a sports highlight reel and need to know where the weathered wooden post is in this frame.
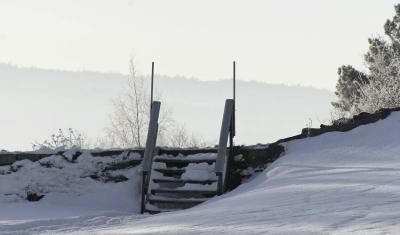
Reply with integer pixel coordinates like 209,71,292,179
215,99,235,195
141,101,161,214
140,62,160,214
215,61,237,195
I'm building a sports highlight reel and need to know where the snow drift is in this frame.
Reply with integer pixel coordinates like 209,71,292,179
1,111,400,234
0,151,142,222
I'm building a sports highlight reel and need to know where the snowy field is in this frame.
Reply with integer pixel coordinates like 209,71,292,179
1,112,400,234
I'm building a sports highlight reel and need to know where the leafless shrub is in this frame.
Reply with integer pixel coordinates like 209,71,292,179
101,59,204,148
33,128,88,151
168,124,207,148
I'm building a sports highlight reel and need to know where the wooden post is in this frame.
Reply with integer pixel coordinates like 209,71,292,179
215,99,235,194
141,101,161,214
150,62,154,112
142,101,161,173
227,61,236,192
232,61,236,136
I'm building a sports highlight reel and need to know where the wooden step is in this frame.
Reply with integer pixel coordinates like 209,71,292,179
147,195,207,210
148,196,207,204
151,188,217,196
147,197,206,210
153,178,217,184
145,208,177,214
144,205,180,214
153,168,185,174
154,158,215,164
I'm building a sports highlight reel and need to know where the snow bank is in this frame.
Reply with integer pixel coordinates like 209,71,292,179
2,111,400,234
0,151,142,223
75,111,400,235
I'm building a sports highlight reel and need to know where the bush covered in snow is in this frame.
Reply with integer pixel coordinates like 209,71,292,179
333,4,400,117
351,51,400,115
0,150,142,204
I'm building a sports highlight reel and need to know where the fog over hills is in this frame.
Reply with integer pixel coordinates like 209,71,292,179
0,63,335,151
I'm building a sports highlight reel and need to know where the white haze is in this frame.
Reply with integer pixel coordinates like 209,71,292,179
1,0,400,89
0,63,334,151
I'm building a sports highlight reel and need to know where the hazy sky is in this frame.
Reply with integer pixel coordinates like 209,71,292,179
1,0,400,90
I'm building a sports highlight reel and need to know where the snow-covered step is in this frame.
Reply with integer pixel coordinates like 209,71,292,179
153,178,217,184
148,195,208,203
151,188,217,196
147,196,208,209
154,158,215,164
144,203,181,214
144,153,219,213
145,207,180,214
153,168,186,175
154,153,217,165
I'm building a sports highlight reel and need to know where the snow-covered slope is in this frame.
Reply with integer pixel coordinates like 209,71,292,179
1,111,400,234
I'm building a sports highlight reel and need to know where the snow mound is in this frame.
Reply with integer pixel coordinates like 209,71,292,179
2,111,400,234
0,151,142,223
88,111,400,234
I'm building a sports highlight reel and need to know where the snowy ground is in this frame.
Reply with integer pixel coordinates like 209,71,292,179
1,112,400,234
0,151,142,234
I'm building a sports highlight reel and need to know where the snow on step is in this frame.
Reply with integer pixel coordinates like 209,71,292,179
147,195,208,210
181,163,217,181
151,188,217,195
154,158,215,164
179,182,217,190
145,152,218,213
152,178,217,184
145,203,181,214
155,153,217,161
154,153,217,164
148,195,208,204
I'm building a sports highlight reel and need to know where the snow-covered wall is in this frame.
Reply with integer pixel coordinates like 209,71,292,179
0,150,143,206
0,149,144,166
0,146,284,204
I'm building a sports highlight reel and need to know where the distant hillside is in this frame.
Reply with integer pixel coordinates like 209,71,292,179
0,63,335,150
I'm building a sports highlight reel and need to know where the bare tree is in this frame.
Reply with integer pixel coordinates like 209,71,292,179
104,60,149,148
102,59,204,149
168,124,207,148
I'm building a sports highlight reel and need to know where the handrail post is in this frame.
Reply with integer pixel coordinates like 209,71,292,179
215,99,235,195
140,101,161,214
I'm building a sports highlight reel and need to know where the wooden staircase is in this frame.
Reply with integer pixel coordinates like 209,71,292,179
140,99,235,214
144,153,218,213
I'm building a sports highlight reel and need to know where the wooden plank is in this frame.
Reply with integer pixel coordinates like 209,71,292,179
141,101,161,214
144,207,180,214
158,148,217,156
151,188,217,195
148,196,207,204
153,168,186,174
142,101,161,173
154,158,215,164
214,99,235,195
153,178,217,184
215,99,234,174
